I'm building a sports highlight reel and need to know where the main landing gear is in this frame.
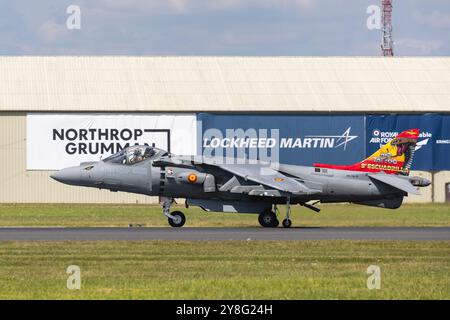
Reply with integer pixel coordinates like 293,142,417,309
258,197,293,228
258,209,279,228
161,197,186,227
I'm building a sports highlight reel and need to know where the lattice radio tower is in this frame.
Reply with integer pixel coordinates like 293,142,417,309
381,0,394,56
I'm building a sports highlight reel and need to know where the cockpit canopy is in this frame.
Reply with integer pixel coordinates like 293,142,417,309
103,145,165,165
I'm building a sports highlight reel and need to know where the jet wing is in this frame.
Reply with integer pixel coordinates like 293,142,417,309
218,164,317,195
153,156,318,195
369,174,421,195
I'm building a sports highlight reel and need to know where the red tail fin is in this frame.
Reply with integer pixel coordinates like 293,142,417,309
314,129,419,175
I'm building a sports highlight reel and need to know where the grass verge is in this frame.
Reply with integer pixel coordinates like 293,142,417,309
0,203,449,227
0,240,448,299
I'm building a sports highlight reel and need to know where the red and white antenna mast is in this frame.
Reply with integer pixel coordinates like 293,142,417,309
381,0,394,56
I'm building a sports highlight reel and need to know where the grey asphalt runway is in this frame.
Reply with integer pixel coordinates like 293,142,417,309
0,227,449,241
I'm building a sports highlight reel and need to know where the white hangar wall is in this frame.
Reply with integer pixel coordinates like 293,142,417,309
0,56,449,203
1,56,449,113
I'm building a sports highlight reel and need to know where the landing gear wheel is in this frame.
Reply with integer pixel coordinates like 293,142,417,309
258,210,278,228
282,218,292,228
274,219,280,228
168,211,186,227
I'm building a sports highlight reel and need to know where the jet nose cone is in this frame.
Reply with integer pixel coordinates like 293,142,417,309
50,166,81,185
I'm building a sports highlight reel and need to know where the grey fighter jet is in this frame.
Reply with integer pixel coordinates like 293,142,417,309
51,129,430,228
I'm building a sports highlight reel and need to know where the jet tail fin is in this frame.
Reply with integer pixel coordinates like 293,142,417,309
314,129,420,176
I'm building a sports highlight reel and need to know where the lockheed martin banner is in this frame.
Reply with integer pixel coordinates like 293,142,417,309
198,113,450,171
27,113,197,170
197,113,366,166
366,114,450,170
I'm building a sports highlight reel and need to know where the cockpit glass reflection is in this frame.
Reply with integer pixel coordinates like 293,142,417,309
103,146,156,165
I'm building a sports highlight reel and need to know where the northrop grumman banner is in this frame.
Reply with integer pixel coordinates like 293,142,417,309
27,113,197,170
197,113,366,166
367,114,450,170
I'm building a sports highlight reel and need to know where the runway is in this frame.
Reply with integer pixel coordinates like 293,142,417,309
0,227,449,241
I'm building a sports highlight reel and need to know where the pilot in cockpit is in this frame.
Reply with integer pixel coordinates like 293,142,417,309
104,145,159,165
126,147,140,164
127,146,156,164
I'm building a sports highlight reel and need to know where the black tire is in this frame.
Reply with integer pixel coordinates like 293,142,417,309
258,210,278,228
168,211,186,227
282,218,292,228
273,219,280,228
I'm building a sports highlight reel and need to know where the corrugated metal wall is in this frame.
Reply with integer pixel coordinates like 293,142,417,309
1,56,449,113
0,113,157,203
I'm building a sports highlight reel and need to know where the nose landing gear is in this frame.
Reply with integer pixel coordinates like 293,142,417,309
161,197,186,227
168,211,186,228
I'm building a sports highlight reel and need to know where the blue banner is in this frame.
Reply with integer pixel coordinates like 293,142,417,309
366,114,450,170
197,113,366,166
198,113,450,170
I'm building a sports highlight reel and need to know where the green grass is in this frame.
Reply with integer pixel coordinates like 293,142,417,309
0,204,448,299
0,240,448,299
0,203,449,227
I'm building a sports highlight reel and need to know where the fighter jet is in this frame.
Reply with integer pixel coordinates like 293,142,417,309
51,129,430,228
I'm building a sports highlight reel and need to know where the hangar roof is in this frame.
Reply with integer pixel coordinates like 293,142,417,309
0,56,449,112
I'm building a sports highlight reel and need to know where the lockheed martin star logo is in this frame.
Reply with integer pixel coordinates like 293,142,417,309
306,127,358,150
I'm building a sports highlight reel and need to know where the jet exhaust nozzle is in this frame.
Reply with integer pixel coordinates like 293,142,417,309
409,176,431,187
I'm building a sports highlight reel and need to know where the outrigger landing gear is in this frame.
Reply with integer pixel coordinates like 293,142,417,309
161,197,186,227
282,197,292,228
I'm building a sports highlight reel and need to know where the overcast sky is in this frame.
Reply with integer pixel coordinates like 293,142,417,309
1,0,449,56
